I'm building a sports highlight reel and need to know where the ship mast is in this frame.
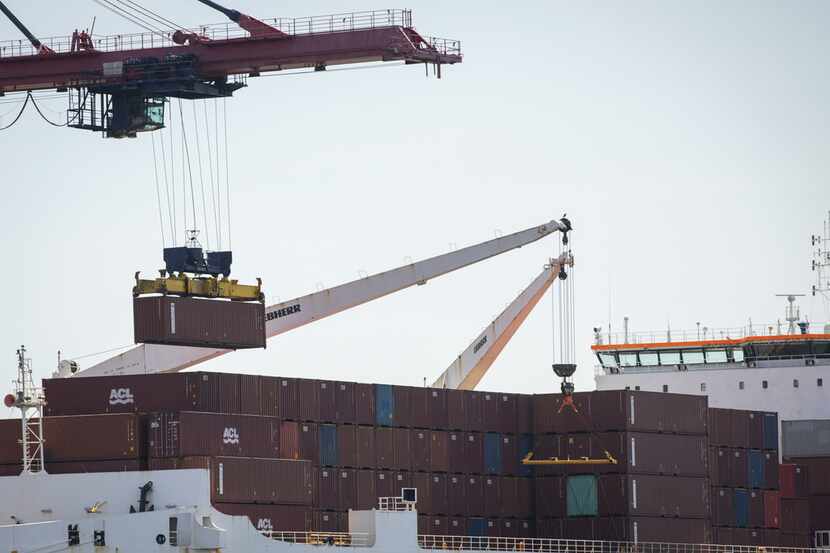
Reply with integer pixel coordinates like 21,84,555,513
4,346,47,474
812,210,830,325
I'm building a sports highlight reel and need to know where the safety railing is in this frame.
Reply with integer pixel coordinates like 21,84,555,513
597,322,830,346
417,535,823,553
378,496,416,511
265,531,371,547
0,8,424,58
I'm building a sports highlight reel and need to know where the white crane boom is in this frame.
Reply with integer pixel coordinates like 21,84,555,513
432,253,573,390
76,218,571,377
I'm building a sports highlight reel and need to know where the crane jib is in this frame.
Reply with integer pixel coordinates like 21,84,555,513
265,304,301,322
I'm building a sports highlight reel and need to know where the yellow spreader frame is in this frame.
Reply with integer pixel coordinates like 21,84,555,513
521,451,618,466
134,272,264,302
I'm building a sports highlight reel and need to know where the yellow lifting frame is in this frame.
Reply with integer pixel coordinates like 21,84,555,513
521,451,618,466
134,272,264,303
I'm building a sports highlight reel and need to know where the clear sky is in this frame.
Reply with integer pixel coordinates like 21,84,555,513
1,1,829,412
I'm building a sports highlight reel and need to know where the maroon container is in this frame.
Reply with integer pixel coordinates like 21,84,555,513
465,433,484,475
280,421,300,460
448,432,465,473
501,434,519,476
354,383,375,425
517,394,533,435
393,428,411,471
410,430,430,472
239,374,260,415
713,447,731,485
299,422,319,462
534,393,591,434
466,391,484,432
748,412,764,450
430,473,448,514
217,373,241,414
532,434,562,476
781,498,810,533
0,420,21,464
763,529,781,546
780,532,810,548
430,431,449,472
216,504,312,532
375,428,394,469
447,474,466,515
592,390,707,434
779,463,809,498
564,433,592,461
599,475,708,518
485,518,502,537
211,457,313,505
536,518,563,538
314,510,346,533
428,516,448,535
563,517,596,539
278,378,299,420
337,425,357,467
410,388,429,429
593,432,708,477
355,426,375,469
763,451,779,490
809,495,830,531
500,476,518,517
259,377,279,417
375,470,410,500
392,386,411,428
749,490,765,528
730,448,748,488
44,413,144,462
334,382,356,424
516,477,533,518
708,408,733,447
134,295,266,349
483,476,501,517
318,468,344,509
714,527,733,544
46,459,143,474
412,472,432,513
731,410,750,448
713,487,735,526
764,491,780,529
447,390,465,431
428,389,448,429
465,475,484,516
517,519,535,538
784,457,830,494
447,516,466,536
297,379,321,422
599,517,711,544
318,381,336,423
158,411,279,458
482,393,500,432
497,394,518,434
500,519,518,537
355,469,376,510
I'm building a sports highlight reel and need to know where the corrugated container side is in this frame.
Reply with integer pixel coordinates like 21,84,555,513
318,381,337,423
215,504,312,532
239,374,261,415
278,378,299,420
319,424,338,467
280,421,300,460
394,428,411,471
412,472,432,514
763,451,778,490
314,510,346,533
764,491,780,529
517,520,535,538
516,477,533,518
713,487,736,527
518,434,533,477
535,476,564,518
0,420,20,464
563,517,596,539
196,372,220,413
778,463,809,498
566,474,598,517
45,413,143,462
748,490,764,528
782,419,830,458
299,422,319,463
448,432,465,473
749,450,765,489
374,470,410,499
337,425,357,468
355,469,376,510
809,495,830,532
317,467,338,509
297,379,321,422
429,516,449,535
355,426,375,469
500,519,518,537
393,386,412,428
211,457,313,505
484,433,502,474
447,390,465,431
430,431,449,473
465,433,484,475
465,475,484,517
260,377,279,417
517,394,533,435
597,432,708,477
500,476,519,517
483,476,501,517
708,408,732,447
447,516,466,536
447,475,466,515
782,457,830,495
762,413,778,450
535,518,563,539
410,430,430,472
375,385,394,427
781,498,810,533
354,383,375,425
410,388,429,429
532,434,561,476
375,427,395,469
731,449,748,488
501,434,519,476
335,382,356,424
44,459,144,474
714,447,731,485
428,389,448,429
467,517,487,536
601,517,711,544
734,489,750,528
430,473,448,514
497,394,518,434
731,410,750,448
465,392,484,432
748,412,764,450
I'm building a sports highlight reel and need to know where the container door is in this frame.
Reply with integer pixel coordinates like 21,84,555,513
566,475,598,517
375,385,394,427
484,433,502,474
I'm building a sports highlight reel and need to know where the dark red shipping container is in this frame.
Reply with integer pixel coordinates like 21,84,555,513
780,498,810,533
714,526,733,545
410,388,429,429
764,491,780,529
375,428,395,469
780,532,811,548
563,517,596,539
446,390,465,431
482,393,501,432
280,421,300,460
148,412,279,459
412,472,432,513
465,475,484,517
713,448,731,486
278,378,299,420
730,448,748,488
393,428,411,471
591,390,707,435
465,432,484,475
259,377,279,416
532,434,562,476
500,476,519,517
779,463,809,498
375,470,410,500
763,529,781,546
0,420,21,464
354,383,375,425
534,393,591,434
355,426,375,468
448,432,466,473
46,459,144,474
430,473,448,514
239,374,261,415
763,451,778,490
44,413,144,462
318,381,337,423
297,379,321,422
427,516,448,535
535,518,563,538
501,434,519,476
749,490,764,528
133,295,265,349
430,431,449,472
314,511,346,533
466,391,484,432
784,457,830,495
517,394,533,435
485,518,502,537
497,394,518,434
809,495,830,532
318,468,338,509
447,474,466,515
748,412,764,450
392,386,411,428
712,487,736,526
598,516,711,544
335,382,356,424
516,477,533,518
447,516,466,536
428,389,448,429
216,503,312,532
410,430,430,472
535,476,564,518
218,373,241,414
355,469,376,510
299,422,319,462
336,469,356,510
598,475,708,518
500,519,518,537
731,410,750,448
210,457,313,505
595,432,708,477
337,425,357,467
483,476,501,517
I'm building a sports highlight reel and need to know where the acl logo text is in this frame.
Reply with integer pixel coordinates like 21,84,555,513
109,388,134,405
223,427,240,445
256,519,274,532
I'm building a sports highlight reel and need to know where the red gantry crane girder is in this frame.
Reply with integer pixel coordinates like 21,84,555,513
0,4,461,137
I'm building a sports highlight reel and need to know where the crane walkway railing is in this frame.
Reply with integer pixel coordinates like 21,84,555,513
417,535,823,553
0,9,460,59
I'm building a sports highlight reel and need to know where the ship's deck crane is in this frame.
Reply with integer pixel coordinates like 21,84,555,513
70,218,572,377
0,1,53,55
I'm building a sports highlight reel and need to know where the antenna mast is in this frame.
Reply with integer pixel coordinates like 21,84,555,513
812,211,830,322
4,346,47,474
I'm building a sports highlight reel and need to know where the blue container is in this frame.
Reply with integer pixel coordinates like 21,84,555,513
763,413,778,450
748,449,765,489
518,434,534,477
319,424,338,466
484,432,502,474
734,489,749,528
375,384,394,426
468,517,486,536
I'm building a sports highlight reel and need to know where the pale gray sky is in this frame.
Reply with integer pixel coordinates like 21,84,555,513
2,1,829,409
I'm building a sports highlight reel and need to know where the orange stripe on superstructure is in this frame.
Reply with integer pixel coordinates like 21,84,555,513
590,333,830,352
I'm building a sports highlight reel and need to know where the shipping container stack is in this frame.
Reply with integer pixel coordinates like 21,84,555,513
781,419,830,548
532,390,712,544
708,408,782,547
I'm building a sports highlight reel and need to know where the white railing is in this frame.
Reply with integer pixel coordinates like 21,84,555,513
378,496,416,511
597,322,830,346
0,9,432,58
265,531,371,547
417,535,823,553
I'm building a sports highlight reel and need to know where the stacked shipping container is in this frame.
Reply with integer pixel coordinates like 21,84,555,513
781,419,830,547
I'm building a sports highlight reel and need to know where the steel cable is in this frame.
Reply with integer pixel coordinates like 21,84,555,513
0,91,29,131
114,0,184,31
178,98,198,239
91,0,169,38
223,97,231,249
191,102,211,250
203,100,220,250
158,120,175,244
150,133,167,247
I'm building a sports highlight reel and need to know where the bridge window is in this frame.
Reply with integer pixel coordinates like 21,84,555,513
682,350,705,364
705,349,728,363
660,351,681,365
662,385,669,392
619,353,638,367
639,352,659,366
732,348,745,362
598,353,618,369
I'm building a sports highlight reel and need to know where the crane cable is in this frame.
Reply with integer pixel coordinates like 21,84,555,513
150,133,167,247
91,0,170,39
223,97,231,249
202,100,220,250
191,101,212,251
0,91,30,131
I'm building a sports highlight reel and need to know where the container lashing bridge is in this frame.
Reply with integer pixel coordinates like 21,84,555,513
0,0,461,137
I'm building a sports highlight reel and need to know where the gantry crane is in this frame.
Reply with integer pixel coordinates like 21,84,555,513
67,218,572,377
0,1,461,137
